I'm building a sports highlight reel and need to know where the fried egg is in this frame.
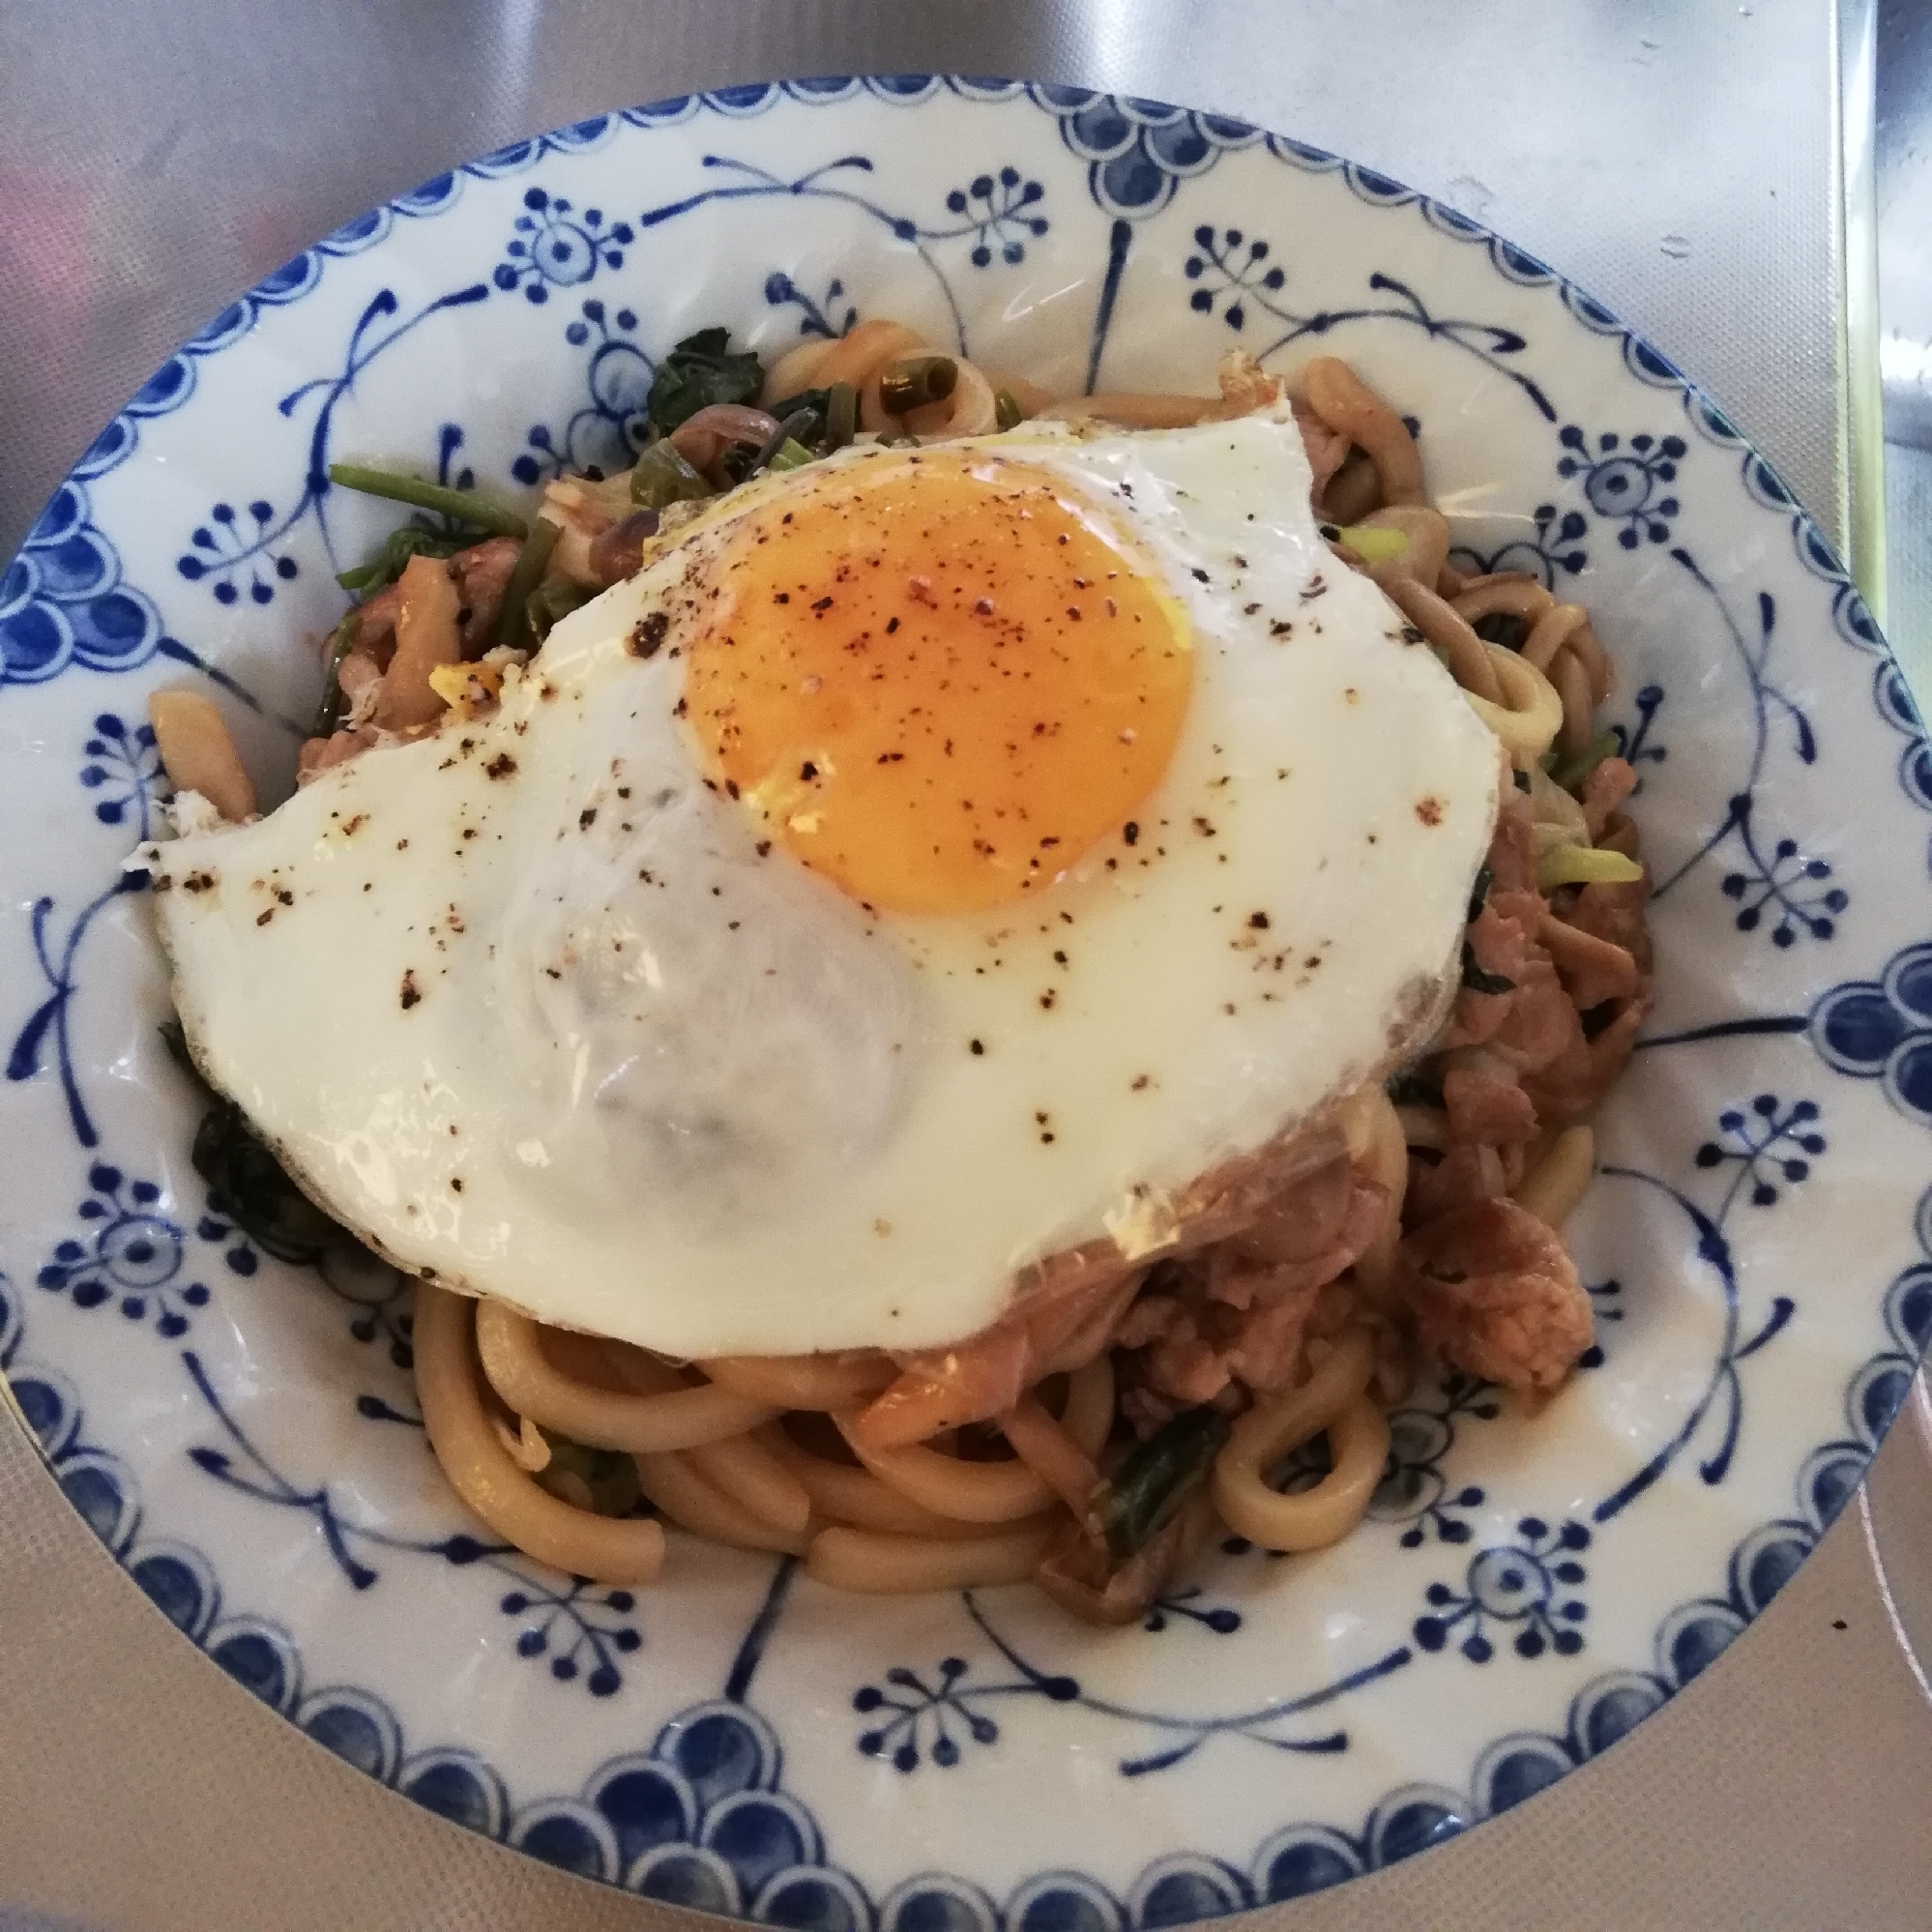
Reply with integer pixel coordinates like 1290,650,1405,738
150,406,1499,1357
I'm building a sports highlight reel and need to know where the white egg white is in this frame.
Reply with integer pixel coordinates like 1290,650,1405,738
150,409,1499,1357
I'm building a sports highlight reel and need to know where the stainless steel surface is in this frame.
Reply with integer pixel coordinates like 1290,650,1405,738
1882,0,1932,698
5,3,1922,1927
1871,0,1932,1730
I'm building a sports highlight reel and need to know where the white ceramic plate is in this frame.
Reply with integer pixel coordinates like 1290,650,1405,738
4,78,1928,1924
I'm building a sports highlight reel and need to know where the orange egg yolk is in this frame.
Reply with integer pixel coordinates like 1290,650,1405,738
684,450,1193,914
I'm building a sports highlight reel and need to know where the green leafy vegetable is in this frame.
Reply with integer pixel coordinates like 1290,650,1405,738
335,522,471,593
629,441,713,510
310,611,362,739
326,463,526,539
536,1431,643,1516
526,577,590,643
493,519,561,654
766,387,832,445
159,1021,342,1263
1098,1404,1230,1561
1537,843,1645,892
1333,524,1407,563
646,327,765,433
1548,728,1621,795
824,381,858,451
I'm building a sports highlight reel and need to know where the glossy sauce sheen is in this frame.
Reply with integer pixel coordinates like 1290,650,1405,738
151,411,1500,1358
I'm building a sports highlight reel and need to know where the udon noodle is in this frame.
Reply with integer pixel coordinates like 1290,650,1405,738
150,324,1652,1623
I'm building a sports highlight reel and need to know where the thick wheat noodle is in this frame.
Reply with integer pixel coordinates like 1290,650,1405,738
1513,1126,1596,1230
1387,578,1505,703
998,1398,1099,1515
392,343,1634,1606
1449,577,1552,626
1302,357,1426,506
1320,453,1383,526
1212,1330,1387,1550
1462,641,1566,762
635,1449,808,1555
148,690,257,823
835,1413,1053,1523
1522,601,1589,674
978,366,1056,417
698,1351,895,1409
1036,1274,1141,1377
807,318,925,393
760,337,836,404
1359,505,1449,590
475,1300,776,1451
994,1356,1116,1513
1568,617,1612,703
760,1426,997,1538
413,1285,665,1583
806,1521,1057,1593
1553,645,1595,754
686,1432,813,1537
864,354,1001,439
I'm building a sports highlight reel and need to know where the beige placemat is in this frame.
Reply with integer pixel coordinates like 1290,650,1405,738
4,1402,1931,1930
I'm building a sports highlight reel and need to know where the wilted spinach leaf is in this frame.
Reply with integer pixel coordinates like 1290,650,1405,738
646,327,765,433
160,1020,342,1263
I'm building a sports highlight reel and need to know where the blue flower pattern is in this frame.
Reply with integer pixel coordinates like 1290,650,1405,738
1415,1519,1591,1663
494,188,634,303
512,300,654,485
3,78,1930,1925
175,498,303,606
35,1163,208,1338
1557,426,1684,549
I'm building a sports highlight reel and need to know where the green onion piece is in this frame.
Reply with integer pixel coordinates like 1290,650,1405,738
336,562,380,592
1098,1403,1231,1562
766,387,831,444
1548,728,1621,794
525,578,590,644
766,438,815,473
311,610,361,738
824,381,858,451
751,410,818,476
493,519,561,655
994,388,1023,432
1537,842,1645,892
1335,524,1409,563
878,355,958,414
536,1431,642,1517
326,463,526,539
629,441,712,510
